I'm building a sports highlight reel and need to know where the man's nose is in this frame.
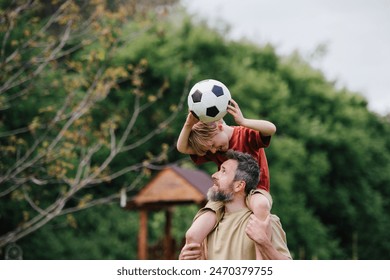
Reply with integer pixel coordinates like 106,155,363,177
210,147,217,153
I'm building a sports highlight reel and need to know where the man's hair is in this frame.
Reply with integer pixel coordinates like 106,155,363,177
188,121,220,155
225,150,260,195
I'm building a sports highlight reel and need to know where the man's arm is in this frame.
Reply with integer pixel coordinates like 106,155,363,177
246,214,291,260
227,99,276,136
179,243,203,260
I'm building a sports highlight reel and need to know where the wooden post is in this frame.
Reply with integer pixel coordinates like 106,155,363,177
138,210,148,260
164,208,173,259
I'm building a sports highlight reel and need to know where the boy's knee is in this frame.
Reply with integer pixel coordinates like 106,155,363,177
249,193,271,220
185,228,197,244
185,210,218,244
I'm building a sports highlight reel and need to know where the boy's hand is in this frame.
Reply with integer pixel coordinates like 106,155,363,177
185,111,200,127
227,99,276,136
227,99,245,126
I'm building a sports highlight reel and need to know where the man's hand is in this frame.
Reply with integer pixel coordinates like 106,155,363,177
179,243,202,260
245,214,272,245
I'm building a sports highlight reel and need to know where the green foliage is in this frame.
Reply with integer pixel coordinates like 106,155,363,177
114,12,390,259
1,1,390,260
18,204,139,259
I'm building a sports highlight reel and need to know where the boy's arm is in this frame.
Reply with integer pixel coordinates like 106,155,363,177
177,112,199,154
227,99,276,136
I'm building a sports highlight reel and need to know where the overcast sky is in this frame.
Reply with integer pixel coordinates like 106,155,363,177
183,0,390,115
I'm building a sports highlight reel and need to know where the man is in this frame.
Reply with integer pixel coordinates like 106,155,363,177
179,150,291,260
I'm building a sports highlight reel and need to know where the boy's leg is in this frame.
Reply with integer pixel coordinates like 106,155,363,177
246,189,273,212
180,201,223,260
186,200,224,244
247,190,272,259
185,210,216,245
249,193,271,221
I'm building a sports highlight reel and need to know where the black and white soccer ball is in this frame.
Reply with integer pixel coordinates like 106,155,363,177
187,79,231,123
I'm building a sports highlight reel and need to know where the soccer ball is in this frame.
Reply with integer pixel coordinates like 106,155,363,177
187,79,231,123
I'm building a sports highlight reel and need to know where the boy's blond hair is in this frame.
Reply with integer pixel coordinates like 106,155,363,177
188,120,223,155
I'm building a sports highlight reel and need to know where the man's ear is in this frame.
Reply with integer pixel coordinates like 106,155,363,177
234,180,246,193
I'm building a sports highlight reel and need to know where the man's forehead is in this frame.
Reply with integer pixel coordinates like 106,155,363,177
221,159,237,169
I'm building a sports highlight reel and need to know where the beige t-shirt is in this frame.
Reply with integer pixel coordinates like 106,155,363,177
205,207,292,260
206,208,256,260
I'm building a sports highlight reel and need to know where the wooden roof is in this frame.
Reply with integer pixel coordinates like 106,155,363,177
125,165,212,210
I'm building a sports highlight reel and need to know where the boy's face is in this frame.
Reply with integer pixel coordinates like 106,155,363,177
208,131,229,154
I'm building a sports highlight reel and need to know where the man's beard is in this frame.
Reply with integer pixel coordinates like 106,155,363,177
207,186,234,202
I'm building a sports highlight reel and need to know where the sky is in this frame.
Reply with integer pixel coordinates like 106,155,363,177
182,0,390,115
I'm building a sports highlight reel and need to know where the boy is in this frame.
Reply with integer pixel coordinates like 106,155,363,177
177,99,276,259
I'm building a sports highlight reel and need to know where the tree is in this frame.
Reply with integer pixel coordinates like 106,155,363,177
0,0,185,251
2,1,390,259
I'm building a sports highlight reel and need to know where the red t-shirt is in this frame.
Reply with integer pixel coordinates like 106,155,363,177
190,126,271,192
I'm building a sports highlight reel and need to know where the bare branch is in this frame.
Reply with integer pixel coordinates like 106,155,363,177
0,1,34,62
0,127,30,138
22,186,49,216
121,73,191,153
60,171,146,216
0,20,73,94
0,0,186,250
